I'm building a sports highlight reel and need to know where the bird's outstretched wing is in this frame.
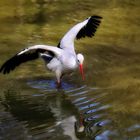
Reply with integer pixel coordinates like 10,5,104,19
58,15,102,52
0,45,62,74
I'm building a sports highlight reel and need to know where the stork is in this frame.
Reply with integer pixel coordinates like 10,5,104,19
0,16,102,87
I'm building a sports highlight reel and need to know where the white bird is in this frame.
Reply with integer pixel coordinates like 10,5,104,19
0,15,102,87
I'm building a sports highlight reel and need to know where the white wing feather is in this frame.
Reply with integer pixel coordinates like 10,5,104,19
59,19,89,52
18,45,62,57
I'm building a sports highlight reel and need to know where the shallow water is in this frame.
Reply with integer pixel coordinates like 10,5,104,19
0,0,140,140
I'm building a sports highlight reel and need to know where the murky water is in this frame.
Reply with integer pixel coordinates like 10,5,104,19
0,0,140,140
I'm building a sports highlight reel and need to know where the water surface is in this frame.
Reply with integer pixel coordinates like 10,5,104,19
0,0,140,140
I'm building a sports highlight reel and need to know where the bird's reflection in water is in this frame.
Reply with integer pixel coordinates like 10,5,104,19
23,78,116,140
0,87,79,140
0,78,117,140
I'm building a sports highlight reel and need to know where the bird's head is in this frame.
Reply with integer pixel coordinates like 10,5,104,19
77,53,85,80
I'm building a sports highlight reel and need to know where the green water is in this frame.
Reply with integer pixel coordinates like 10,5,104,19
0,0,140,140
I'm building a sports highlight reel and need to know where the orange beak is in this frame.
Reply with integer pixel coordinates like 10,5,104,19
79,64,85,80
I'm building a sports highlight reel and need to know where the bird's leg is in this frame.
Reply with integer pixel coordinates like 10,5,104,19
56,74,64,88
56,70,62,88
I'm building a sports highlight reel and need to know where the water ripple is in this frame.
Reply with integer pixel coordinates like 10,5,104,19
79,102,100,111
65,85,87,93
70,90,88,96
94,120,111,127
127,124,140,132
85,114,106,122
26,79,114,139
75,98,94,106
85,105,111,114
95,130,118,140
72,97,87,103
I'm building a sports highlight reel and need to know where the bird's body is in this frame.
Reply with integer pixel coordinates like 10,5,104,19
41,46,78,85
0,16,102,87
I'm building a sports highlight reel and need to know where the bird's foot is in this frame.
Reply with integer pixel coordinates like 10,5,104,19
56,81,62,88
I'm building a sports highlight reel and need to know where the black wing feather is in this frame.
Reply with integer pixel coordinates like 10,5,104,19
57,42,61,48
0,49,46,74
76,15,102,40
